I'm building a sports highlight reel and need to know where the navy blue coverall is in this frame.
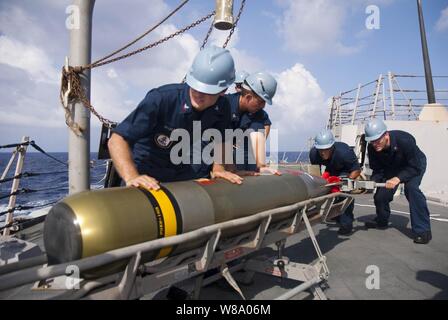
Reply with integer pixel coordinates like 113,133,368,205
310,142,361,229
368,130,431,235
225,93,271,171
113,83,232,182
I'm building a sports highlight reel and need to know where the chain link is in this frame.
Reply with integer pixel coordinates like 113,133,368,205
200,20,215,50
223,0,246,48
60,1,247,133
91,0,191,68
60,11,215,133
60,67,117,133
86,11,215,71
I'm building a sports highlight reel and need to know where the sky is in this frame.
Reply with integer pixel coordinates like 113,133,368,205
0,0,447,152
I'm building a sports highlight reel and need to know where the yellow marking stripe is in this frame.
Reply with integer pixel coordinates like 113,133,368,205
149,189,177,258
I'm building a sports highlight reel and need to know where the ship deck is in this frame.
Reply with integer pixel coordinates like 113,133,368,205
196,193,448,300
2,193,447,300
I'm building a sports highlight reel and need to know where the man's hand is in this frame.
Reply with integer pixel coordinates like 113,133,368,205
126,175,160,190
211,170,244,184
259,166,282,176
385,177,400,189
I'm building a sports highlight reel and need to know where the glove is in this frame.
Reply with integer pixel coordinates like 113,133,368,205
322,172,341,193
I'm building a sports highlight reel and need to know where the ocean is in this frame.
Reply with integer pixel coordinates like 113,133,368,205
0,152,107,222
0,151,309,221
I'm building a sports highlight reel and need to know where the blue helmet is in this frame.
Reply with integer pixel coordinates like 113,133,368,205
314,129,335,149
364,118,387,142
243,71,277,105
186,45,235,94
235,70,249,84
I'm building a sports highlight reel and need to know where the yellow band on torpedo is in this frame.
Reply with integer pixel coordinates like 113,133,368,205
149,188,177,258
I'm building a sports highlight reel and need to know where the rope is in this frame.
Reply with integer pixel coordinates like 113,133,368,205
60,11,214,134
60,66,117,134
394,74,448,78
0,220,17,232
29,141,68,166
91,0,190,67
0,185,68,200
0,172,38,184
0,200,59,217
0,188,31,200
0,142,30,149
0,215,47,232
60,1,247,134
1,141,66,167
80,11,214,72
0,171,67,184
340,79,378,96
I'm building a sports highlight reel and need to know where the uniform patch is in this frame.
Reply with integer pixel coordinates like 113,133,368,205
154,133,172,149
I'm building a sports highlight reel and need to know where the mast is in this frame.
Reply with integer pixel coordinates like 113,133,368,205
416,0,436,104
68,0,95,194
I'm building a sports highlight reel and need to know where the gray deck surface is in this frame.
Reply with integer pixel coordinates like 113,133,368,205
1,194,447,300
197,194,448,300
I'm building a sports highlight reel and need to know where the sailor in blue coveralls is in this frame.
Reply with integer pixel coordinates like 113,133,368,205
364,118,432,244
225,71,280,174
233,70,249,92
310,129,361,235
108,46,243,190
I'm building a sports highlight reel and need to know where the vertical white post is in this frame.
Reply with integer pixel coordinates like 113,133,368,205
337,93,342,127
1,150,18,181
352,84,362,125
388,71,396,120
3,136,29,236
68,0,95,194
371,74,383,118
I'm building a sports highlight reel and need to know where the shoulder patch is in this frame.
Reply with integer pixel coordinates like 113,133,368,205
154,133,173,149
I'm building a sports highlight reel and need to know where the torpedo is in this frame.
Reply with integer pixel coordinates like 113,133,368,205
44,172,330,265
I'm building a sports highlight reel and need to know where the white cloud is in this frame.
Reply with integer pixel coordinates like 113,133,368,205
109,23,199,94
276,0,394,56
269,63,327,150
277,0,352,55
0,1,269,151
436,7,448,32
107,68,118,79
209,28,263,74
0,65,64,128
0,36,59,83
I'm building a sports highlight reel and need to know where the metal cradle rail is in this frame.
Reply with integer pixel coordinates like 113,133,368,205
0,192,352,300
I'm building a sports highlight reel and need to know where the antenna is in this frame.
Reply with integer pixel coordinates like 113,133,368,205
416,0,436,104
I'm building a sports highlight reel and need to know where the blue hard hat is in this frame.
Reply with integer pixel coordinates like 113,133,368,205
364,118,387,142
243,71,277,105
186,45,235,95
235,70,249,84
314,129,335,149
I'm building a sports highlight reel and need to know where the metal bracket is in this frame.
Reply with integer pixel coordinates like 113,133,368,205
117,252,141,299
221,264,246,300
250,215,271,250
302,213,329,279
195,230,221,272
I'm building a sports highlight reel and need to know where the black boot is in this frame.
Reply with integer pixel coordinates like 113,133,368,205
364,218,388,230
338,225,353,235
413,231,432,244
